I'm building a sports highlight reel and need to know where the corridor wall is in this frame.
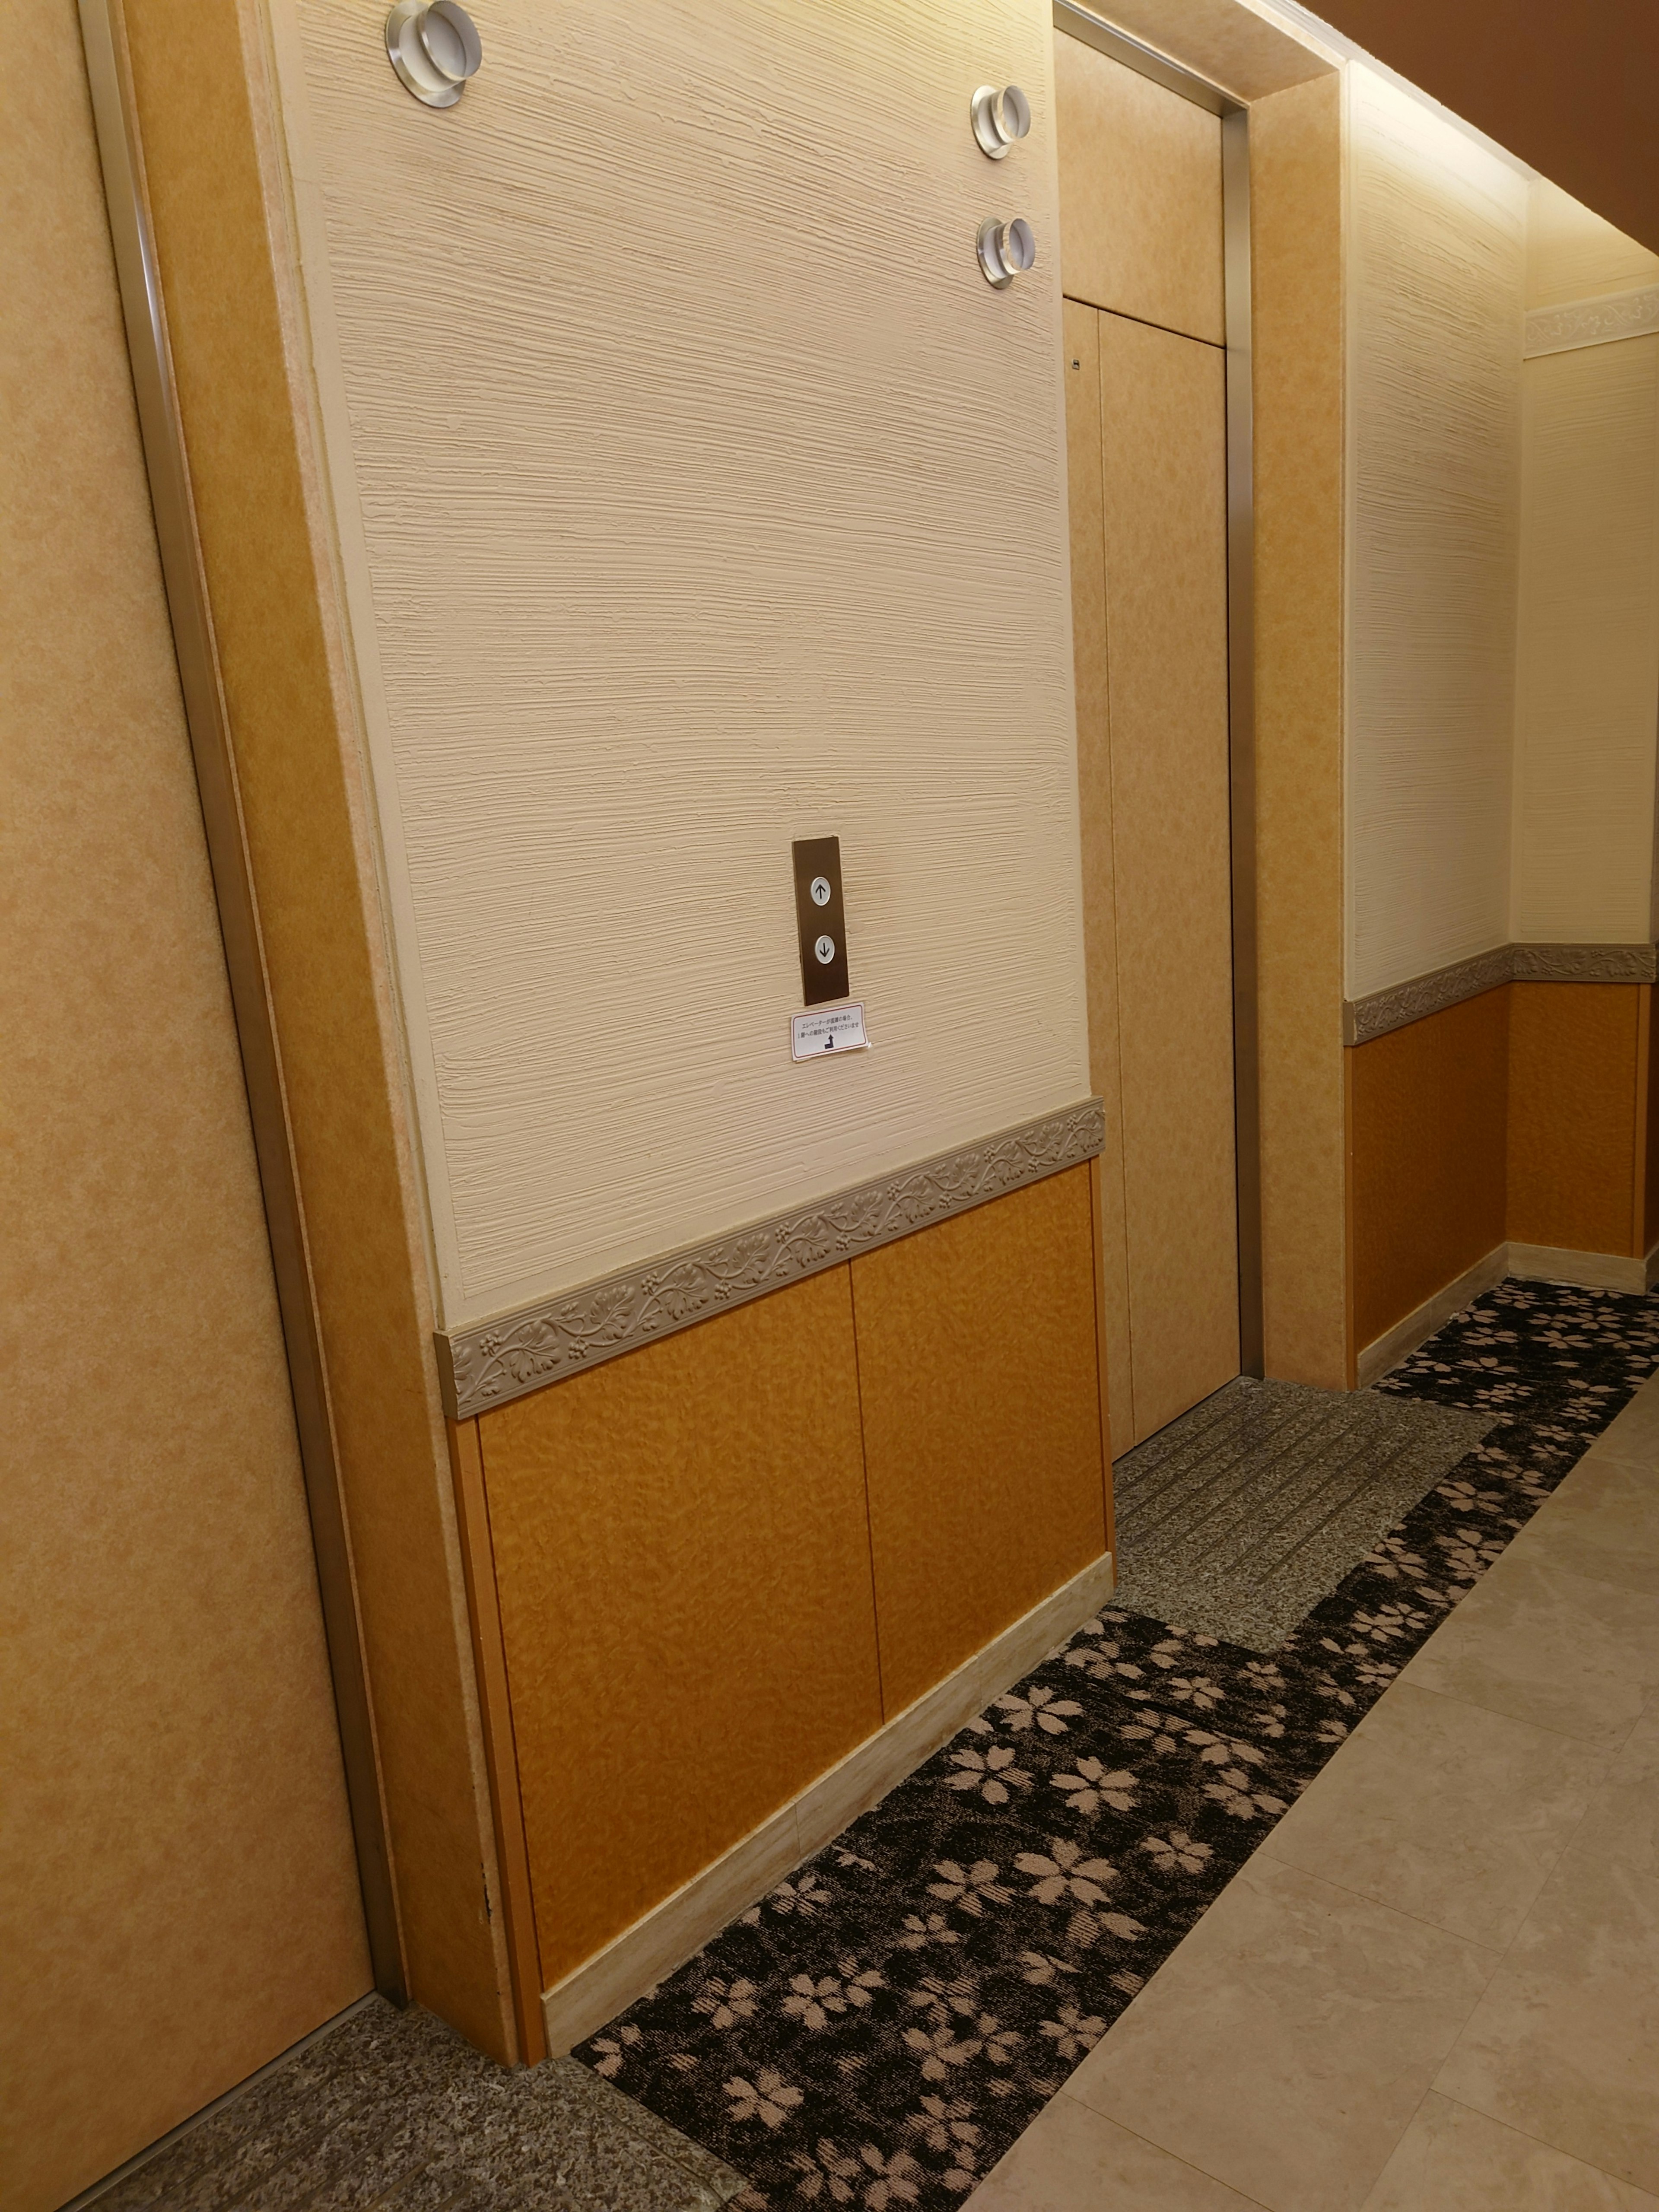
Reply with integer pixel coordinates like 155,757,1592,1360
1343,64,1526,1004
1343,118,1659,1368
112,0,1111,2066
272,0,1090,1332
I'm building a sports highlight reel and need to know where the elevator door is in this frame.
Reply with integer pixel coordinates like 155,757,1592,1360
0,13,372,2207
1057,28,1240,1455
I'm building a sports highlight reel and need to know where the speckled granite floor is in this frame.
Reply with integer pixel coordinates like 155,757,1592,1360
1109,1376,1495,1649
81,1996,747,2212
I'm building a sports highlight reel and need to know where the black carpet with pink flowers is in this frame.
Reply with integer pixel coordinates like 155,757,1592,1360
577,1279,1659,2209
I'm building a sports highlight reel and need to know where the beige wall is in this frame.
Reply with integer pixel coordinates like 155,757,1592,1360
1512,337,1659,944
0,7,370,2206
1512,184,1659,947
267,0,1091,1333
1526,178,1659,309
1343,64,1527,1000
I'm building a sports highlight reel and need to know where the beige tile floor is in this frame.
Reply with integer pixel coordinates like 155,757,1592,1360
964,1373,1659,2212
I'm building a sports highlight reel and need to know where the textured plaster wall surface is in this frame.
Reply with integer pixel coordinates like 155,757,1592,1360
1343,63,1527,1000
0,7,369,2206
269,0,1090,1332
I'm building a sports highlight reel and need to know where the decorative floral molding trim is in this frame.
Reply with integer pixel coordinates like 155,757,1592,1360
1346,942,1659,1045
437,1099,1106,1419
1524,285,1659,359
1510,941,1659,984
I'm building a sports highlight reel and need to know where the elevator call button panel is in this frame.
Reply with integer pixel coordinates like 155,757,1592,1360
791,836,850,1005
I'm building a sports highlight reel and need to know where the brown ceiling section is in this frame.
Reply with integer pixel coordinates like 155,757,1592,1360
1313,0,1659,254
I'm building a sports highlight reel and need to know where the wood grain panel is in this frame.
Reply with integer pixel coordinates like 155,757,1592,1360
1249,76,1349,1388
1098,313,1238,1440
1645,987,1659,1255
1508,983,1643,1257
478,1268,882,1989
271,0,1089,1329
1065,299,1133,1456
1055,29,1224,345
121,0,512,2054
1348,989,1510,1351
0,9,368,2200
852,1169,1108,1713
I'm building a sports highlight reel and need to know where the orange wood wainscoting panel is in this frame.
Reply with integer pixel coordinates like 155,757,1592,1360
467,1168,1110,2003
851,1166,1109,1715
477,1265,883,1990
1507,981,1646,1257
1348,982,1658,1353
1347,986,1510,1353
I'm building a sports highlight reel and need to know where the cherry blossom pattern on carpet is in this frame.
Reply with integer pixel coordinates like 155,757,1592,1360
576,1278,1659,2211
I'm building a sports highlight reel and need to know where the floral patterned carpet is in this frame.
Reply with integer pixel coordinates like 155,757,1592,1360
576,1280,1659,2210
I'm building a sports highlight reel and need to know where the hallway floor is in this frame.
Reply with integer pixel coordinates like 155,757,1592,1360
582,1279,1659,2207
79,1284,1658,2212
964,1370,1659,2210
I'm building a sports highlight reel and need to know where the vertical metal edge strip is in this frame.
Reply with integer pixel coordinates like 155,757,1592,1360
1223,108,1265,1379
77,0,405,2002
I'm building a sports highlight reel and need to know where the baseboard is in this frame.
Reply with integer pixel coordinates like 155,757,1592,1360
1359,1237,1659,1386
539,1548,1117,2057
1356,1244,1508,1389
1506,1239,1653,1295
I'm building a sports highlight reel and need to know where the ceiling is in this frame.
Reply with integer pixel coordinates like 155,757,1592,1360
1310,0,1659,253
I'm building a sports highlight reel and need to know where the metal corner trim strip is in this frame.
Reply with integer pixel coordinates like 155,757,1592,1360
1345,942,1659,1044
436,1098,1106,1420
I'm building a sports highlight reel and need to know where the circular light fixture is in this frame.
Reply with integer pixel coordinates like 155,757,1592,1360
970,83,1032,159
385,0,482,108
977,215,1037,289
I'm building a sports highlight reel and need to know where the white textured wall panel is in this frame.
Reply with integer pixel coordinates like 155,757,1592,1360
1511,335,1659,944
270,0,1087,1328
1344,67,1527,998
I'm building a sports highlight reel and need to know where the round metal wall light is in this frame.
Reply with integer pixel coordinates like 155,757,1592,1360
970,83,1032,159
385,0,482,108
977,215,1036,289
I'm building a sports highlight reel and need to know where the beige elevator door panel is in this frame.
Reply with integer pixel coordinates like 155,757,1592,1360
1,12,371,2208
1058,25,1237,1454
1055,27,1225,346
1098,313,1239,1441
